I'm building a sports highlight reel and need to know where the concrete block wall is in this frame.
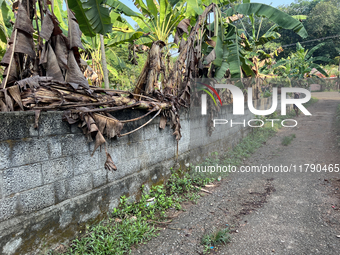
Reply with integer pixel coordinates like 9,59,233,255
0,97,285,254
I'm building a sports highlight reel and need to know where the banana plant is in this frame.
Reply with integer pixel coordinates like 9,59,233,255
107,0,186,48
68,0,114,88
67,0,112,36
208,2,308,79
269,42,330,88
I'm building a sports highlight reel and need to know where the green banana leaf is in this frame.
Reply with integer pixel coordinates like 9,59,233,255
53,0,68,32
0,0,9,43
68,0,112,37
106,31,145,47
107,0,142,18
223,3,308,39
186,0,204,17
305,42,325,60
256,31,281,46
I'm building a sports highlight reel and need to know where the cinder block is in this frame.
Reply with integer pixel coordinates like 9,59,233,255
92,168,107,188
106,143,120,159
38,112,71,137
0,171,2,199
113,135,129,147
134,140,149,156
73,153,99,176
143,124,157,140
47,137,62,159
127,128,143,143
166,146,175,160
59,208,73,228
10,139,46,168
0,196,18,222
119,143,137,160
3,164,42,196
0,111,38,141
61,134,90,156
178,142,189,155
19,185,54,214
68,173,92,198
42,157,74,184
54,179,69,204
0,142,10,170
108,158,140,182
148,148,167,166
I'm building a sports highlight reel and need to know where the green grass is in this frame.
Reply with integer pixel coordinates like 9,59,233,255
201,228,231,254
67,218,156,255
281,134,296,146
51,171,208,255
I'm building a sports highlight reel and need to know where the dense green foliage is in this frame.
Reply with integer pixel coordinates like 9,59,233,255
277,0,340,62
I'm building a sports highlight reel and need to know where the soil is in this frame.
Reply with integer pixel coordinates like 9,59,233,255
132,92,340,255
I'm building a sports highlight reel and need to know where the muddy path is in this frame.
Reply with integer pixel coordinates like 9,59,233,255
132,92,340,255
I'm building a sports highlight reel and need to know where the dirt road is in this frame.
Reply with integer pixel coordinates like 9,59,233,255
133,92,340,255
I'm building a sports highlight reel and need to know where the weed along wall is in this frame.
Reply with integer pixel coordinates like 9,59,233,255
0,97,287,254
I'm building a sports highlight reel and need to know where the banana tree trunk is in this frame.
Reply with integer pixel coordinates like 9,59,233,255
100,34,109,89
133,40,165,96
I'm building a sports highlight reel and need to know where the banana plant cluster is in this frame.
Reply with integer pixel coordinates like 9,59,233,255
267,42,330,88
105,0,309,92
207,2,308,80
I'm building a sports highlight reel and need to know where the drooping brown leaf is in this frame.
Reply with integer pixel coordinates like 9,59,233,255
204,49,216,65
159,114,167,129
4,4,36,59
206,39,216,47
92,131,106,156
178,38,186,53
7,29,36,58
40,43,48,65
14,31,36,58
171,114,181,141
174,19,190,45
0,44,13,66
104,152,117,171
65,50,90,90
67,9,84,50
40,10,63,41
1,58,19,88
54,34,69,70
45,43,64,81
15,4,35,34
93,113,123,139
0,99,9,112
7,85,23,110
4,89,14,111
40,12,55,41
84,114,98,133
106,118,123,139
92,113,107,134
62,110,79,124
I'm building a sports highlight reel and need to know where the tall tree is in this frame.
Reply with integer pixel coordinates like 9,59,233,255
277,0,340,60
